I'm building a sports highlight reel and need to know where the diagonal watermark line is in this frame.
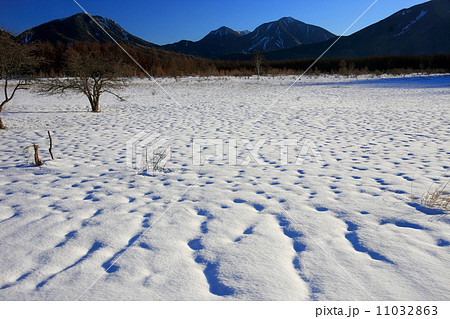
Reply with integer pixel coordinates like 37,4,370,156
72,0,200,125
251,0,380,125
250,177,376,301
75,177,200,301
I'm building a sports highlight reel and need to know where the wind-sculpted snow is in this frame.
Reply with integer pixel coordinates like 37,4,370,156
0,74,449,300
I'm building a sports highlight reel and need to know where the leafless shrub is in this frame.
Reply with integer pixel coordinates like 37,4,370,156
0,32,38,129
138,147,169,174
40,43,130,113
253,52,264,77
152,148,168,172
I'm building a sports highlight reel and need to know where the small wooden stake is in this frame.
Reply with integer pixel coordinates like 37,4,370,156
33,144,43,166
48,131,55,160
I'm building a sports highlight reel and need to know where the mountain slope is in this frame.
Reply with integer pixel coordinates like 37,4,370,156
17,13,159,48
163,17,336,59
262,0,450,60
163,26,245,58
240,17,335,51
0,29,13,38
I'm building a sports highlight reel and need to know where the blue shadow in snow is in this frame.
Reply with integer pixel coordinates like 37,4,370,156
194,256,234,296
380,219,426,230
55,230,78,248
252,203,265,212
407,202,446,216
437,239,450,247
0,271,32,290
187,239,204,251
102,233,143,273
299,75,450,89
345,221,394,264
36,241,104,290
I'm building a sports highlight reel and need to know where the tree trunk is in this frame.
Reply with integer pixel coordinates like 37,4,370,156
91,96,100,113
0,96,5,129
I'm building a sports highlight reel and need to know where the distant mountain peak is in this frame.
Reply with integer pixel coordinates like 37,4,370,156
17,12,158,48
201,26,244,44
209,26,236,36
163,16,336,58
261,0,450,60
246,17,335,51
279,16,296,24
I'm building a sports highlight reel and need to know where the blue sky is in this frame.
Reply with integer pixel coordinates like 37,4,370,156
1,0,428,45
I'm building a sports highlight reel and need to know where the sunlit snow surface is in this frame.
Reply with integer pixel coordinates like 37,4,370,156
0,74,449,300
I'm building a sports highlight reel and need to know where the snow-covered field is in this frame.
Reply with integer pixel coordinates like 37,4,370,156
0,74,449,301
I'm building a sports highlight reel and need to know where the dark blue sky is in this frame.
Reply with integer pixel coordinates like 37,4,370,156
1,0,427,45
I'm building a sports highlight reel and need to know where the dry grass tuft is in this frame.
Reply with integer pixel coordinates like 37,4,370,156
421,179,450,213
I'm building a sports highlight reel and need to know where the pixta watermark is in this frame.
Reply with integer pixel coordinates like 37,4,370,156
126,131,324,172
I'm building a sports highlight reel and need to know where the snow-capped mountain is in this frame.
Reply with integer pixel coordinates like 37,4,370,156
14,0,450,60
244,17,335,51
17,13,159,48
163,17,336,59
238,30,251,36
262,0,450,60
162,26,244,58
340,0,450,56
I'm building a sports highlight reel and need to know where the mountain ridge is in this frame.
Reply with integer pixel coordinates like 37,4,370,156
14,0,450,60
250,0,450,60
162,17,336,58
17,13,159,49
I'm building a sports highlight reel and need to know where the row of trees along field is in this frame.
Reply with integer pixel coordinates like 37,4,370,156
1,32,449,128
25,39,450,78
216,54,450,76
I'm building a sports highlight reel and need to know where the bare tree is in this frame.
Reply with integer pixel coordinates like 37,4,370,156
254,52,264,77
0,33,36,129
42,43,129,113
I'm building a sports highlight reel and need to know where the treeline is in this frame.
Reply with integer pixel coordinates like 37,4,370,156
28,41,450,77
34,42,218,77
215,54,450,76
